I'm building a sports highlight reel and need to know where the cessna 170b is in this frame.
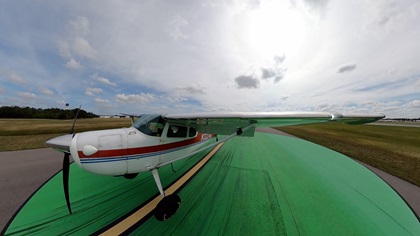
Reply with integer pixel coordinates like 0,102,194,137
46,111,384,221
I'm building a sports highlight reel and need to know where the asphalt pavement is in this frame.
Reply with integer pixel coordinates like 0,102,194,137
0,148,63,231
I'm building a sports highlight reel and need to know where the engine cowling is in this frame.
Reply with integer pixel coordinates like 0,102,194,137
70,129,128,176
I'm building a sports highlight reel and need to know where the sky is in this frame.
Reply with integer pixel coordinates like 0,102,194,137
0,0,419,118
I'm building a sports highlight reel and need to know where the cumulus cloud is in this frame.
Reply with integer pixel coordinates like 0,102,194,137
85,87,103,96
39,87,54,96
338,64,357,73
94,97,117,111
302,0,329,9
290,0,330,16
409,100,420,108
17,92,36,100
69,16,90,35
261,68,284,83
94,98,111,104
234,55,286,88
65,58,83,69
261,68,276,79
177,85,206,94
166,96,188,103
57,16,96,60
166,15,189,41
235,75,260,89
91,74,117,86
115,93,156,104
261,55,286,83
363,1,410,32
384,100,401,106
9,73,27,85
248,0,261,9
273,55,286,65
57,41,72,58
72,37,96,59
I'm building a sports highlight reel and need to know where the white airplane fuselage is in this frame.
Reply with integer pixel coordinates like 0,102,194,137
69,124,215,176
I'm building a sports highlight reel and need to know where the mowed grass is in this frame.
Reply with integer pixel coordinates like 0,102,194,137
276,123,420,186
0,118,132,151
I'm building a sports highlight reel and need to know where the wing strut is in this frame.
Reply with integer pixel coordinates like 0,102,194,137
151,123,255,221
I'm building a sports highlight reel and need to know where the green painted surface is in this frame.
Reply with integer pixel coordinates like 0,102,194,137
4,148,214,235
4,133,420,235
133,133,419,235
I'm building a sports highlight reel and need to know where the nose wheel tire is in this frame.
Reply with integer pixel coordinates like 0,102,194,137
154,194,181,221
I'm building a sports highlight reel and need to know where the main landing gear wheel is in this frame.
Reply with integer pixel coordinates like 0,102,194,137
123,173,138,179
154,194,181,221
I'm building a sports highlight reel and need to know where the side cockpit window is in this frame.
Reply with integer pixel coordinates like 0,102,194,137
189,127,197,137
133,114,165,137
167,125,188,138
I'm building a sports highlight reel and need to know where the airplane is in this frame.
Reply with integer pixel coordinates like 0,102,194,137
46,111,385,221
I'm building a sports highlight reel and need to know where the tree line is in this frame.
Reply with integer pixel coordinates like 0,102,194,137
0,106,98,119
383,118,420,122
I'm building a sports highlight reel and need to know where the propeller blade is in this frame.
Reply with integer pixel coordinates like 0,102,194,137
60,105,80,214
63,152,72,214
70,105,81,134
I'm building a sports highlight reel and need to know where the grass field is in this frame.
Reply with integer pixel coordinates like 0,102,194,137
276,123,420,187
0,118,131,151
1,118,418,186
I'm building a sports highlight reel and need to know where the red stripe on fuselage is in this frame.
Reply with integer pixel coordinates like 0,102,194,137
78,133,213,159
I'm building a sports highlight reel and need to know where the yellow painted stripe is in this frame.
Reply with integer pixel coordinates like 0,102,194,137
101,143,224,235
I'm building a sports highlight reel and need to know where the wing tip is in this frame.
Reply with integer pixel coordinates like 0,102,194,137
340,113,386,125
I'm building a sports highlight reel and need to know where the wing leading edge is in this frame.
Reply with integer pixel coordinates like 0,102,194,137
164,112,385,136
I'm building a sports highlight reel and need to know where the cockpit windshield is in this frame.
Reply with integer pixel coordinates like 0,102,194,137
133,114,165,136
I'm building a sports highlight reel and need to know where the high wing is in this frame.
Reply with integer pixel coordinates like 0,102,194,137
163,112,385,136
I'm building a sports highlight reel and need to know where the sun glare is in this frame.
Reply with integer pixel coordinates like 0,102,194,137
245,2,306,61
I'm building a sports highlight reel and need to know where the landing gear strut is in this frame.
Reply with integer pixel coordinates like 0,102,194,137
151,169,181,221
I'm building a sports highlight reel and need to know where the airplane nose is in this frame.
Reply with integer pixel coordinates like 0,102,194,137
45,134,73,152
